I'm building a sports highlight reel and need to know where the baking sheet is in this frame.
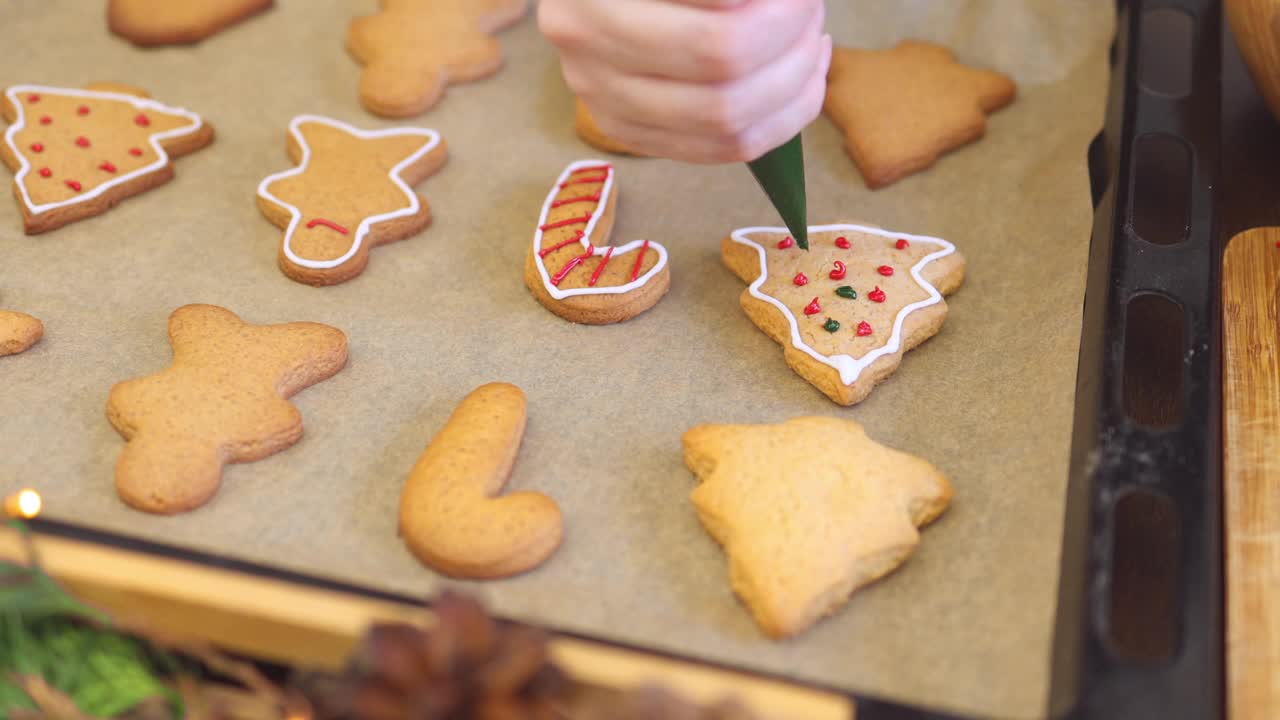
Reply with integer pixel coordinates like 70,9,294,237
0,2,1113,717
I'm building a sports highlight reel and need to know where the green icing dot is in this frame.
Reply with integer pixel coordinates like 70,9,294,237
835,286,858,300
823,318,841,333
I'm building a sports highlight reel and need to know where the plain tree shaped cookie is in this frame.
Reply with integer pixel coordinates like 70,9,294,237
107,305,348,515
108,0,274,46
1,83,213,234
683,417,953,639
0,310,43,357
257,115,447,286
400,383,562,579
525,160,670,324
722,223,965,406
824,41,1016,189
347,0,529,117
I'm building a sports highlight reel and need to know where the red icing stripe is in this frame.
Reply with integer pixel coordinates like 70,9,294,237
306,218,349,235
539,230,585,258
571,164,612,175
65,180,81,192
540,213,592,232
629,240,651,282
551,193,601,208
552,248,595,286
99,162,117,173
588,246,615,287
561,174,609,188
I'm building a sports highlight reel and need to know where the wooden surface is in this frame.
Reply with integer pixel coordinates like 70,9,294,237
1227,0,1280,126
0,526,853,720
1222,228,1280,720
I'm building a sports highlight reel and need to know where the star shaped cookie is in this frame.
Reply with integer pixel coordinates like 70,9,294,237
683,417,952,638
824,41,1016,188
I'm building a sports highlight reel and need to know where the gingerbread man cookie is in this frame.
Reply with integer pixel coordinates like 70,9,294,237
400,383,562,579
525,161,670,324
722,224,965,406
684,416,953,638
106,305,348,515
0,310,43,357
108,0,274,46
1,84,213,235
347,0,528,117
257,115,447,286
824,41,1016,189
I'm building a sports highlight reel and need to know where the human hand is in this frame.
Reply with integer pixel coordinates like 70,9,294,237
539,0,831,164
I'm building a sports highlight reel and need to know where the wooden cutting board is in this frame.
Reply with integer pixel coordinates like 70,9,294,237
1223,227,1280,720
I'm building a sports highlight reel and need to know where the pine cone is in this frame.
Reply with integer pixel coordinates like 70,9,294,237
305,592,566,720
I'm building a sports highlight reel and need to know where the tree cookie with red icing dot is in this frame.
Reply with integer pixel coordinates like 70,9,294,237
257,115,447,287
722,223,965,406
1,83,213,235
524,160,670,325
108,0,274,47
347,0,528,117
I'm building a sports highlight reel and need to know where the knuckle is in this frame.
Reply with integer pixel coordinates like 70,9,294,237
690,19,752,81
701,91,749,135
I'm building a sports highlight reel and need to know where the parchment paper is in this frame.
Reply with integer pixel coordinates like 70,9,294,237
0,2,1113,717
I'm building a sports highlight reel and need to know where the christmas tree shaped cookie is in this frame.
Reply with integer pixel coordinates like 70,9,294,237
1,83,213,234
683,416,953,638
347,0,528,117
257,115,447,286
824,41,1016,188
525,160,670,324
722,223,965,405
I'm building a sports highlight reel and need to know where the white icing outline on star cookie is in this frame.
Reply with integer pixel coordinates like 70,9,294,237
729,223,957,386
532,159,669,300
257,114,442,271
3,84,205,219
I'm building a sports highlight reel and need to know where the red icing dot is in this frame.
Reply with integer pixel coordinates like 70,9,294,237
857,321,873,337
75,136,90,148
99,162,117,173
27,94,39,103
829,260,847,280
135,114,150,127
878,265,895,277
869,286,887,303
777,236,795,250
39,115,51,125
793,272,809,286
896,239,910,250
38,167,51,178
29,142,43,153
835,236,851,249
65,180,82,192
77,105,90,116
129,147,144,156
804,297,822,316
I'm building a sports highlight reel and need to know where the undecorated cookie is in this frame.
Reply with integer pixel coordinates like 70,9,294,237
525,160,670,324
400,383,562,579
0,310,43,357
257,115,447,286
574,99,639,156
824,41,1016,189
106,305,347,515
347,0,528,117
108,0,274,46
1,84,213,234
683,416,953,638
722,223,965,406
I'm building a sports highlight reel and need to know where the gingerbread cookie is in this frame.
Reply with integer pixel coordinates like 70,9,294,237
347,0,528,117
106,305,347,515
525,161,670,324
108,0,273,46
722,224,965,406
575,99,639,156
400,383,562,579
0,310,43,357
824,41,1016,189
257,115,447,286
1,84,213,235
683,417,953,638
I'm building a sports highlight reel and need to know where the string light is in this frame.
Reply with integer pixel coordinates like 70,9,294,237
4,488,41,519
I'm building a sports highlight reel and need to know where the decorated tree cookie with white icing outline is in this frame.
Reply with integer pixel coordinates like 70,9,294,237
721,223,966,405
1,83,213,235
523,160,670,325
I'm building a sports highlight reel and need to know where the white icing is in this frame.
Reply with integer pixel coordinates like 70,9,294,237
729,223,957,386
257,114,442,271
3,84,205,217
532,159,669,300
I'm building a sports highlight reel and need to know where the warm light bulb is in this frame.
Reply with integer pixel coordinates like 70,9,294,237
4,489,41,519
